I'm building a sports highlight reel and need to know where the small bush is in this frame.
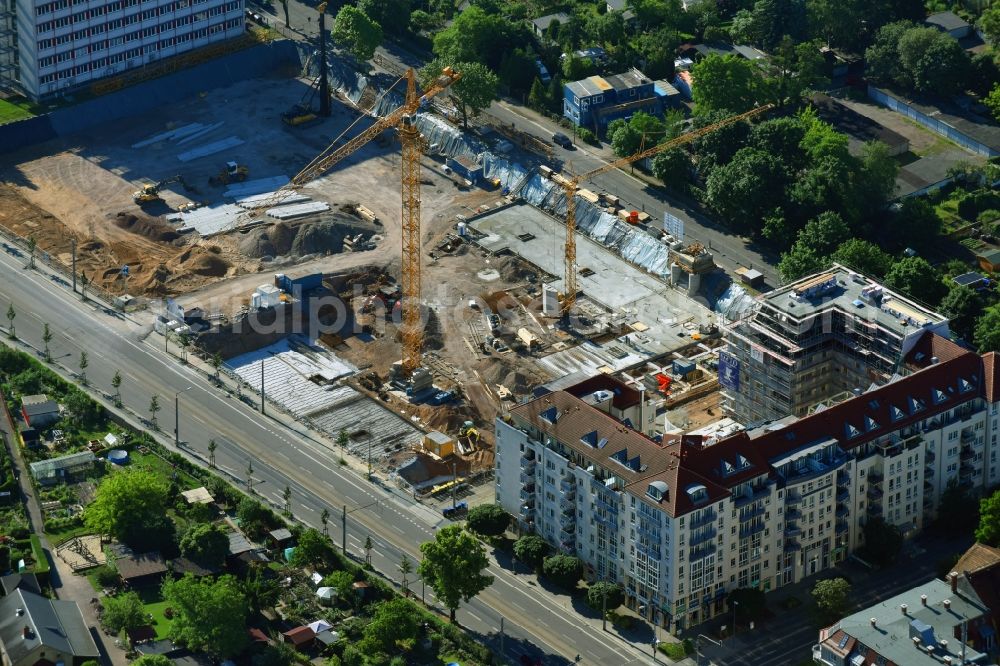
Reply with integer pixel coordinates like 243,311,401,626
9,526,29,539
576,126,598,145
95,565,120,588
979,209,1000,224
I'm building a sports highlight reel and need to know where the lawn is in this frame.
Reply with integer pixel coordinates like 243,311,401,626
45,520,91,546
0,98,34,125
138,588,174,640
129,450,200,488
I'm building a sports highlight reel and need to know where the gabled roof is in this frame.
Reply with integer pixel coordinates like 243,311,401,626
956,542,1000,574
0,589,99,662
0,573,42,596
21,394,59,416
116,552,168,580
924,10,970,32
904,330,970,369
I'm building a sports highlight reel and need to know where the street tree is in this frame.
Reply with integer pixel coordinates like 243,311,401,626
542,554,583,589
359,597,420,657
179,523,229,569
399,554,413,595
936,479,979,536
693,111,752,176
27,236,36,268
111,370,122,406
211,353,223,381
884,257,947,307
320,508,330,535
246,458,254,492
5,304,14,339
651,147,693,193
78,350,88,385
811,577,851,624
975,304,1000,353
586,582,624,611
465,504,509,538
445,61,498,129
86,468,170,548
830,239,894,278
333,6,383,62
431,6,518,68
513,534,549,571
364,535,374,567
418,525,494,622
100,590,145,635
705,148,789,234
358,0,410,35
80,274,89,301
691,53,758,115
282,485,292,516
148,395,161,430
939,285,984,343
162,574,249,658
42,323,53,361
207,439,217,468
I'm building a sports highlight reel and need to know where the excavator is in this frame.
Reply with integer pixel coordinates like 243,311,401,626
132,175,190,205
208,161,249,186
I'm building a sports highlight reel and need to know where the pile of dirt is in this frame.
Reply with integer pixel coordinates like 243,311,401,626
485,362,536,395
494,255,539,283
168,247,230,277
237,214,377,260
114,212,180,242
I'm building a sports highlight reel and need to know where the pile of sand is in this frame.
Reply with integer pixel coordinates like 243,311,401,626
237,215,377,260
113,212,180,243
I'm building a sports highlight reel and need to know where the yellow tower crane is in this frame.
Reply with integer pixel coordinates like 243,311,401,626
558,104,774,314
242,66,462,373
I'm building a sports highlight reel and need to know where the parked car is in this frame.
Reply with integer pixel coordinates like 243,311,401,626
552,132,573,149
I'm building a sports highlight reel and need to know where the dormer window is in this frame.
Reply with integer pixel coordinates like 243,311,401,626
737,455,751,469
933,388,948,404
890,405,905,422
908,396,925,414
959,378,974,393
865,416,878,432
685,483,708,504
647,481,668,502
722,460,735,476
540,406,558,424
845,423,860,439
580,430,598,447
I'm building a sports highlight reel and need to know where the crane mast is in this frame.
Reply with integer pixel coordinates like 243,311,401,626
559,103,774,314
399,70,423,374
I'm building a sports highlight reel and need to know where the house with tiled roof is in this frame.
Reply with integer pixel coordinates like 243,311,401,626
814,575,992,665
497,324,1000,633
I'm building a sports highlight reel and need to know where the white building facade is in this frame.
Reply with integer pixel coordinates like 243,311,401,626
1,0,244,99
495,338,1000,632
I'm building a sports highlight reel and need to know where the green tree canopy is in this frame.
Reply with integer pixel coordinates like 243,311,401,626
513,534,549,570
562,55,596,81
586,582,624,610
977,489,1000,546
431,6,526,69
333,6,383,62
749,116,807,173
974,304,1000,353
750,0,806,50
865,21,916,86
465,504,509,537
162,574,249,658
418,525,494,621
795,211,850,257
986,84,1000,124
86,468,170,549
936,479,980,536
885,199,942,252
359,598,420,656
178,523,229,569
290,528,335,569
693,110,752,176
980,8,1000,48
884,257,947,307
101,591,145,635
899,27,970,95
691,54,759,115
132,656,172,666
422,60,498,129
323,570,358,603
652,147,693,193
939,285,984,343
811,577,851,624
358,0,410,35
779,245,825,283
542,554,582,589
706,147,789,234
830,239,893,278
236,498,275,539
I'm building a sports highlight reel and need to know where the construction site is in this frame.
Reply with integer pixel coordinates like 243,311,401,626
0,38,764,505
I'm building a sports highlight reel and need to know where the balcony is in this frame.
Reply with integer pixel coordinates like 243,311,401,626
560,478,575,493
786,492,803,506
521,458,536,474
739,522,766,539
784,538,802,552
869,503,883,516
739,504,766,522
519,505,534,520
689,510,717,529
520,471,535,485
734,485,770,508
835,520,848,534
924,494,933,507
637,524,661,541
925,467,935,479
925,451,935,464
560,503,575,517
836,505,849,518
867,486,883,500
637,542,662,560
560,523,575,538
960,464,976,481
962,429,976,443
519,485,536,501
560,538,576,553
520,451,536,465
836,472,850,487
690,527,716,546
560,496,575,511
689,543,716,561
785,507,801,521
594,496,619,514
961,447,975,462
595,512,616,527
868,472,883,485
836,487,850,502
784,523,802,537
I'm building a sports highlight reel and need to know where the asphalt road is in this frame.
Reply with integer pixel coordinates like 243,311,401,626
0,249,653,665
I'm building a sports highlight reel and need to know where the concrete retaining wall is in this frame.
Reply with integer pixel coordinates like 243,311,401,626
0,39,303,155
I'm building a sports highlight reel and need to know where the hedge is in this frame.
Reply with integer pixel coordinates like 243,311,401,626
29,534,50,583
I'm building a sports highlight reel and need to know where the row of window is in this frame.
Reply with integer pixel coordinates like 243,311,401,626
36,0,212,19
36,0,226,31
37,19,238,84
37,2,239,56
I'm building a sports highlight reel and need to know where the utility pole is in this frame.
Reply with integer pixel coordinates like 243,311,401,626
367,436,372,480
452,462,457,509
499,616,505,660
602,585,608,631
260,359,265,414
342,505,347,554
174,386,192,447
71,238,77,293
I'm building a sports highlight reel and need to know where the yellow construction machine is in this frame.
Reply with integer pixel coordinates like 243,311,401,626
132,174,189,205
208,161,249,186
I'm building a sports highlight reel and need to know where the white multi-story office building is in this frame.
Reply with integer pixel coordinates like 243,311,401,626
1,0,244,100
496,333,1000,632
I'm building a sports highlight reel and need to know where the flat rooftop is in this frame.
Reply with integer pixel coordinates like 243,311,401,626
760,265,948,336
469,203,715,374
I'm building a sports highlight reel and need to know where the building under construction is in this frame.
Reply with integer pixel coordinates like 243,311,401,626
721,264,951,425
